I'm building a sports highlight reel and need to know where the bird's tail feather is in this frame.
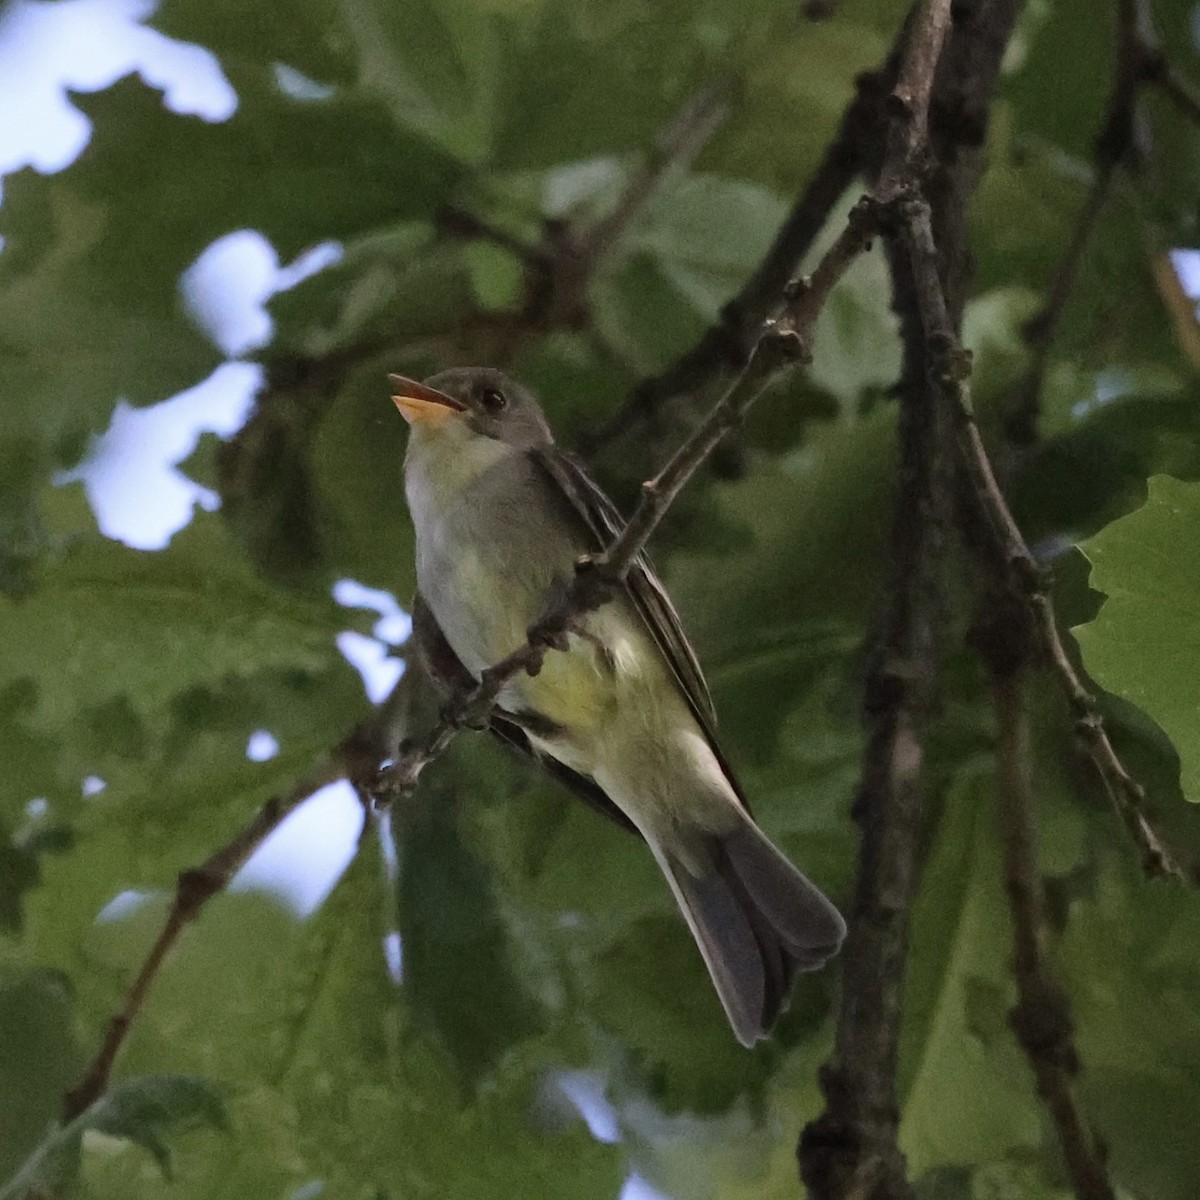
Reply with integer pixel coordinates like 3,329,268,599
654,820,846,1047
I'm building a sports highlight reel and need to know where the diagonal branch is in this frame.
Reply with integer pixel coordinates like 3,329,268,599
438,79,733,338
993,672,1117,1200
890,166,1183,880
580,77,735,263
62,759,343,1120
61,678,416,1120
1007,0,1195,442
582,35,904,452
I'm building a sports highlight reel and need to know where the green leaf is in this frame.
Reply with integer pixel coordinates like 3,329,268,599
1060,855,1200,1200
1074,475,1200,799
396,776,542,1088
0,968,83,1181
898,771,1041,1174
57,848,622,1199
0,1075,227,1200
463,240,526,311
666,409,895,758
0,514,341,737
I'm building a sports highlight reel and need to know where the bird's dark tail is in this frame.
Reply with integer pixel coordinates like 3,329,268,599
654,820,846,1046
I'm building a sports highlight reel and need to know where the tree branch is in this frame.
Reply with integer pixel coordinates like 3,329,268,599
61,678,416,1120
581,77,735,262
438,80,733,338
582,34,903,452
800,2,1024,1195
993,672,1117,1200
1006,0,1194,442
889,170,1183,880
798,242,953,1199
61,759,341,1120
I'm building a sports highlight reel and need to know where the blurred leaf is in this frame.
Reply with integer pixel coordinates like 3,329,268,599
667,409,894,758
0,514,341,736
593,253,711,372
61,852,622,1199
0,967,82,1181
464,239,526,311
152,0,359,83
396,779,542,1088
1060,855,1200,1200
898,771,1040,1174
1011,383,1200,542
0,1075,227,1200
635,174,788,295
1075,475,1200,799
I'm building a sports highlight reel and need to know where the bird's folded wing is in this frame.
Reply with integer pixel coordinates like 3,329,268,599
530,446,752,813
410,590,639,835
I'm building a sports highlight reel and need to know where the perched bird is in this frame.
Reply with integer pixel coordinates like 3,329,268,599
391,366,845,1045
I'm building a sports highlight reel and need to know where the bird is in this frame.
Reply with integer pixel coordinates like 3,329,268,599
390,366,846,1045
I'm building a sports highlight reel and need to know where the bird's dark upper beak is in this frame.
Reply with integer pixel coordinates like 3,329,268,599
389,374,466,424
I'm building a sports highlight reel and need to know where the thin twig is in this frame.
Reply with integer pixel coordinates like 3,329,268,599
523,80,736,334
61,756,342,1120
583,40,903,452
61,677,417,1120
1006,0,1192,441
994,672,1117,1200
1009,159,1115,442
581,77,735,262
892,197,1183,880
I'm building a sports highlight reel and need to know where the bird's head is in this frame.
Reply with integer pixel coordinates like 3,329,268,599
389,366,553,450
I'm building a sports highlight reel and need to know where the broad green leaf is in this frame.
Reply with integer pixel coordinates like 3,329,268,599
0,514,341,736
64,850,621,1199
13,668,360,1027
1060,855,1200,1200
396,775,542,1087
592,253,712,373
1074,475,1200,799
898,771,1040,1174
1010,383,1200,543
0,1075,227,1200
152,0,358,84
667,408,894,758
0,968,83,1181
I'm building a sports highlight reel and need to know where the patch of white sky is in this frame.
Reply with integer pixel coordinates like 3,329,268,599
0,8,746,1184
1170,247,1200,306
0,1,400,927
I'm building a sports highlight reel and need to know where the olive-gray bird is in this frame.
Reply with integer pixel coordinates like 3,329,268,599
391,366,845,1045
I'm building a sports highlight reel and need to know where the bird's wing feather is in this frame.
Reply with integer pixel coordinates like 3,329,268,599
530,446,752,812
411,589,639,835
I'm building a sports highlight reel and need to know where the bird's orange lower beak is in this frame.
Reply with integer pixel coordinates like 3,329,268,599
389,374,465,424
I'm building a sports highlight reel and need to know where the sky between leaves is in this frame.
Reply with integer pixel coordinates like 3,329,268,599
1,0,1200,1198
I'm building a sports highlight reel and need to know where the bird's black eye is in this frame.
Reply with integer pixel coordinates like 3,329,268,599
479,387,507,415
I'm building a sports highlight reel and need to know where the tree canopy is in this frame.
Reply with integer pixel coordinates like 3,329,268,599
1,0,1199,1198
